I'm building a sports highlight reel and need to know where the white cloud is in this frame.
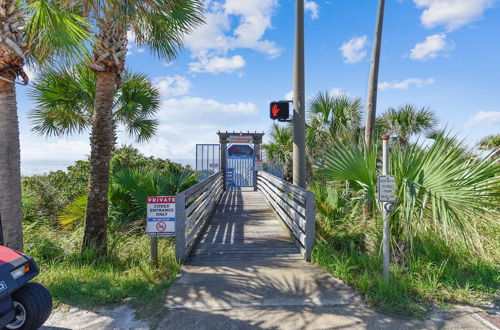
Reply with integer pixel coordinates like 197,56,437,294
465,111,500,128
379,78,435,90
340,36,368,64
185,1,281,58
305,1,319,20
184,0,281,75
21,137,90,161
126,30,136,56
410,34,453,61
284,90,294,101
21,94,264,162
189,55,246,74
414,0,495,31
24,66,37,82
118,96,263,159
330,88,349,97
153,75,191,98
184,11,232,57
157,96,259,124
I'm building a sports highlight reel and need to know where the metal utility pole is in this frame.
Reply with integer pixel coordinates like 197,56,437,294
381,135,390,282
365,0,386,148
293,0,306,189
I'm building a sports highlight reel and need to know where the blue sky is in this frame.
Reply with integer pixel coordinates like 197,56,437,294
17,0,500,162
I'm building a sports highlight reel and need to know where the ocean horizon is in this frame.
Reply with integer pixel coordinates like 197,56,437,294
21,158,197,176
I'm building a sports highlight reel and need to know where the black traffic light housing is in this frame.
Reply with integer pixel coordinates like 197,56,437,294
270,101,291,122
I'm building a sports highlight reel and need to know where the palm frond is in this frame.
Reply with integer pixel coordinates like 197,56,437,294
319,133,500,251
29,66,94,136
29,66,160,140
130,0,205,62
24,0,93,66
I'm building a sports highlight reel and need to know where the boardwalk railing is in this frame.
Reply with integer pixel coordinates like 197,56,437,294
175,171,224,261
256,171,316,261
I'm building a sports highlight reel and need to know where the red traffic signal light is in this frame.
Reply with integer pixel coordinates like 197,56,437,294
270,101,290,121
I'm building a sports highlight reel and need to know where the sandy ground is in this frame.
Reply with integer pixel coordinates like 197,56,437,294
41,305,148,330
41,304,499,330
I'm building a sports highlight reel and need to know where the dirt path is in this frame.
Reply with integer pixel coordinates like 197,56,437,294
41,305,148,330
41,304,498,330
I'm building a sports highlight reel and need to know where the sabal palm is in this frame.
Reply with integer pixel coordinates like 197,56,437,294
263,123,293,182
59,164,197,230
306,91,362,160
110,166,197,226
58,0,204,253
29,65,160,142
0,0,91,250
380,105,438,148
319,134,500,256
478,134,500,159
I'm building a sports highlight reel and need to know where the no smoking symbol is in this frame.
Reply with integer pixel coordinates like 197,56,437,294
156,222,167,232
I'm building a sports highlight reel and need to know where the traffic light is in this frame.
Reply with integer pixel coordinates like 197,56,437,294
270,101,290,121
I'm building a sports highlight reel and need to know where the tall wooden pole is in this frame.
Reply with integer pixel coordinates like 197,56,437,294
293,0,306,188
365,0,386,148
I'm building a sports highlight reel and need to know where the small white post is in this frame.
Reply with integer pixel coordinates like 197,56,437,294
382,135,390,283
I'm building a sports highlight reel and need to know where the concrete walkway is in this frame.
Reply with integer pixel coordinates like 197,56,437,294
159,189,494,329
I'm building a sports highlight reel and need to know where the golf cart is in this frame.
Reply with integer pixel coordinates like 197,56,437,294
0,215,52,329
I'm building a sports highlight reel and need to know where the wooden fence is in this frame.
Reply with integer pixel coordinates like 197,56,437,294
175,171,224,261
256,170,316,261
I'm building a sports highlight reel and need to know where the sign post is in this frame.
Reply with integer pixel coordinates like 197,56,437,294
147,196,176,266
378,135,396,283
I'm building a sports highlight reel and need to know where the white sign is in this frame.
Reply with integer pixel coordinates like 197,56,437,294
377,175,397,202
147,196,176,237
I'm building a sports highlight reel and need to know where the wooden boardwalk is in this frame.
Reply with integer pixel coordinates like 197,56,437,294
188,188,302,264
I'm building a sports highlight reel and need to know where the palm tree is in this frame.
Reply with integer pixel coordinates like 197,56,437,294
306,91,362,160
29,65,160,251
263,124,293,182
380,105,438,148
30,65,159,142
365,0,386,149
0,0,91,250
59,0,204,253
478,134,500,159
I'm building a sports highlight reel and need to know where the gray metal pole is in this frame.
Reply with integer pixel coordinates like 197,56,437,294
293,0,306,189
382,135,390,282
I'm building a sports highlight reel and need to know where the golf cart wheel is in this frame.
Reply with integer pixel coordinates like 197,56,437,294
6,283,52,330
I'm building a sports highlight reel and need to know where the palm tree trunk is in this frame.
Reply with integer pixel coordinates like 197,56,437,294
364,0,386,149
82,71,116,254
0,76,23,251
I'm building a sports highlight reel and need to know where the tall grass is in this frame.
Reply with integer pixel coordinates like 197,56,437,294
24,223,179,324
318,136,500,256
312,135,500,316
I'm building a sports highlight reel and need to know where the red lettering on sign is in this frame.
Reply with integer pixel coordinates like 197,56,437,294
147,196,176,203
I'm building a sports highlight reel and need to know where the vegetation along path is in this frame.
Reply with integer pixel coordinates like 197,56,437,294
159,188,493,330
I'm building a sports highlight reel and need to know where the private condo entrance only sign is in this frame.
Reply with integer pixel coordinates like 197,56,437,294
147,196,176,237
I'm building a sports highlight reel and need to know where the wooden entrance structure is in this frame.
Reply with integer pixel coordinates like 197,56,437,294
217,131,264,191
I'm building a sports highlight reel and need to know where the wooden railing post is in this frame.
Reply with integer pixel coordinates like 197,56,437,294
175,192,186,261
254,170,258,191
304,191,316,262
